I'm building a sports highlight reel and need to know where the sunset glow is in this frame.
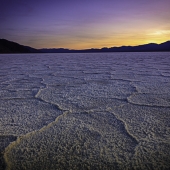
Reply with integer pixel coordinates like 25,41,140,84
0,0,170,49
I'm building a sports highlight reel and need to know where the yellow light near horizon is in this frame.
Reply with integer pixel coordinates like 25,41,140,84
153,31,165,35
149,30,170,36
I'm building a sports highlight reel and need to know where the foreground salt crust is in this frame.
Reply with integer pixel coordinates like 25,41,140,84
0,52,170,170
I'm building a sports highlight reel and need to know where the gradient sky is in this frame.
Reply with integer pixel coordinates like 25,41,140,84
1,0,170,49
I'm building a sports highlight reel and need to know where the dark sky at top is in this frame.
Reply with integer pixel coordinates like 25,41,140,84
0,0,170,49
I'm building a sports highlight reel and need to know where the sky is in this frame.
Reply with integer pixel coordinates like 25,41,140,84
0,0,170,49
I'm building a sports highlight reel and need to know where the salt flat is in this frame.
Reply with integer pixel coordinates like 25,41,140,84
0,52,170,170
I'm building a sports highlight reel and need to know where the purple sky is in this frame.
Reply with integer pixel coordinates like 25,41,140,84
1,0,170,49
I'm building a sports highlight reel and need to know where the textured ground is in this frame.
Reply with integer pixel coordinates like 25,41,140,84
0,52,170,170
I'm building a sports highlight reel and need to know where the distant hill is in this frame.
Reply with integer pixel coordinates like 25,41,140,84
40,41,170,53
0,39,39,53
0,39,170,53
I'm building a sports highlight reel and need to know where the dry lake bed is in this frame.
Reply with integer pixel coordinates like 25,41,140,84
0,52,170,170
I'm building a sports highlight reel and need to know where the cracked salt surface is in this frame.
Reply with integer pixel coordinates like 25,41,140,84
0,52,170,169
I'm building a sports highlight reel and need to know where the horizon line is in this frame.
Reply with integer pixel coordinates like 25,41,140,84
1,38,170,51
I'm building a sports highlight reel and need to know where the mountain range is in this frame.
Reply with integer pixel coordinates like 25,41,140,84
0,39,170,53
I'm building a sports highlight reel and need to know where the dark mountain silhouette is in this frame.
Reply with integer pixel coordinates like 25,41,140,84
0,39,170,53
0,39,39,53
40,48,71,53
40,41,170,53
